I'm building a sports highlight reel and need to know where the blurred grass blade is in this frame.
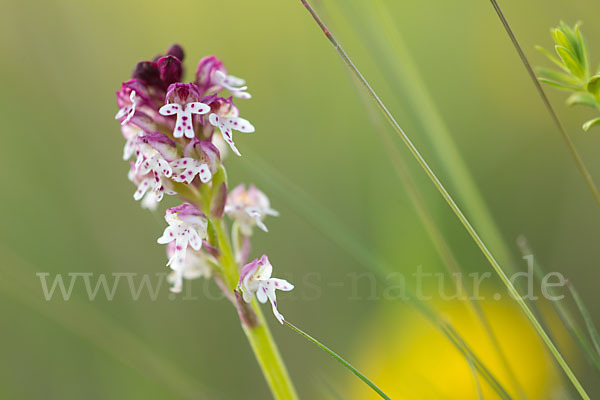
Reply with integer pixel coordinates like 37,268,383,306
284,321,392,400
332,1,549,364
348,56,527,399
567,281,600,357
310,371,346,400
412,299,513,400
332,0,520,275
296,0,588,397
516,236,600,374
0,247,214,400
244,151,513,399
487,0,600,209
466,352,484,400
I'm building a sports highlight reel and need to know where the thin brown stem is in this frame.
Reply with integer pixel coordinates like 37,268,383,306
488,0,600,208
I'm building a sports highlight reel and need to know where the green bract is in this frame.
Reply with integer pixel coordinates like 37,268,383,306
537,22,600,131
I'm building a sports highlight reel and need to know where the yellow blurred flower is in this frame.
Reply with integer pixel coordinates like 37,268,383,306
349,295,572,399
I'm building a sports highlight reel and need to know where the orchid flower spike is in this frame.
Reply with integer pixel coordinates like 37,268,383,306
225,184,278,235
238,255,294,323
159,83,210,139
157,204,208,269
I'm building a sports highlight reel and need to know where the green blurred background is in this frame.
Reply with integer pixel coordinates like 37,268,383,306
2,0,600,398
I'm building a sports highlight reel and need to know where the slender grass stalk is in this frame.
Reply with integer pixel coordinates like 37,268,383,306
487,0,600,208
330,0,519,274
322,3,544,394
567,281,600,358
326,1,557,361
296,1,589,397
283,320,392,400
350,63,527,399
243,151,514,399
516,236,600,373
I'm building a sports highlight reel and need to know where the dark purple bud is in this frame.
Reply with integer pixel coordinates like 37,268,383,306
157,56,183,86
166,44,185,61
132,61,162,88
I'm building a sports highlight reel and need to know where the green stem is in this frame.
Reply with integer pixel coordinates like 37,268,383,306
297,1,589,398
214,220,299,400
243,304,299,400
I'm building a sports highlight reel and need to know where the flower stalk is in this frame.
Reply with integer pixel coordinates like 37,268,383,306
215,217,298,400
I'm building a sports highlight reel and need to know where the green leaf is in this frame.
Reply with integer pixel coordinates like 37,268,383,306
575,24,589,75
537,67,579,86
538,77,579,91
566,92,598,108
552,27,572,52
555,45,585,79
556,22,583,61
587,75,600,95
583,117,600,131
535,45,571,73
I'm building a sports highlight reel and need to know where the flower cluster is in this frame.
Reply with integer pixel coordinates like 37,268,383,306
114,45,293,322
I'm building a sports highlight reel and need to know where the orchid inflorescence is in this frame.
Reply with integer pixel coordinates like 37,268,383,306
114,44,293,323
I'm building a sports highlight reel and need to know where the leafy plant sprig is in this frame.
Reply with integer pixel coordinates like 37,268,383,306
537,22,600,131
